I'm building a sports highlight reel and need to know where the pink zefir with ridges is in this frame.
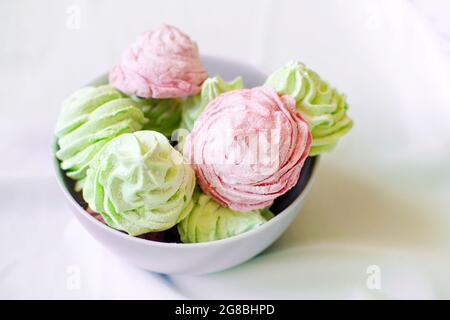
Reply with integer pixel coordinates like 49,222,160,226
109,25,208,98
184,87,312,212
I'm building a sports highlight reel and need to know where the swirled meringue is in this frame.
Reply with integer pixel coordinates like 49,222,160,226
178,190,273,243
265,61,353,155
109,25,208,99
132,96,182,138
55,85,147,191
180,75,243,131
184,87,311,212
83,131,196,235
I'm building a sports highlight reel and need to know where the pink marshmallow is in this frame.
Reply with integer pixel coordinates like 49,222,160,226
109,25,208,98
184,87,312,212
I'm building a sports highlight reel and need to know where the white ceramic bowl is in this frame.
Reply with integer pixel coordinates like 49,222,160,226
54,56,319,275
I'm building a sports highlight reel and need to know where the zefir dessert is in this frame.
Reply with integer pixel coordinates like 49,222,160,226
54,24,352,243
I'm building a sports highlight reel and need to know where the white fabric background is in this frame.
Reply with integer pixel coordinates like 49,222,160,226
1,0,449,299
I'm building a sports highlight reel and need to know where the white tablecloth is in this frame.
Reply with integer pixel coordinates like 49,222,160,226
1,0,449,299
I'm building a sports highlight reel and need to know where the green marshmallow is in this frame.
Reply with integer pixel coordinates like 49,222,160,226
83,131,196,236
178,190,273,243
180,75,243,131
265,61,353,155
132,96,182,138
55,85,148,190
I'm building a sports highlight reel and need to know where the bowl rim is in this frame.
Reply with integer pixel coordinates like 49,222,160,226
53,56,320,248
